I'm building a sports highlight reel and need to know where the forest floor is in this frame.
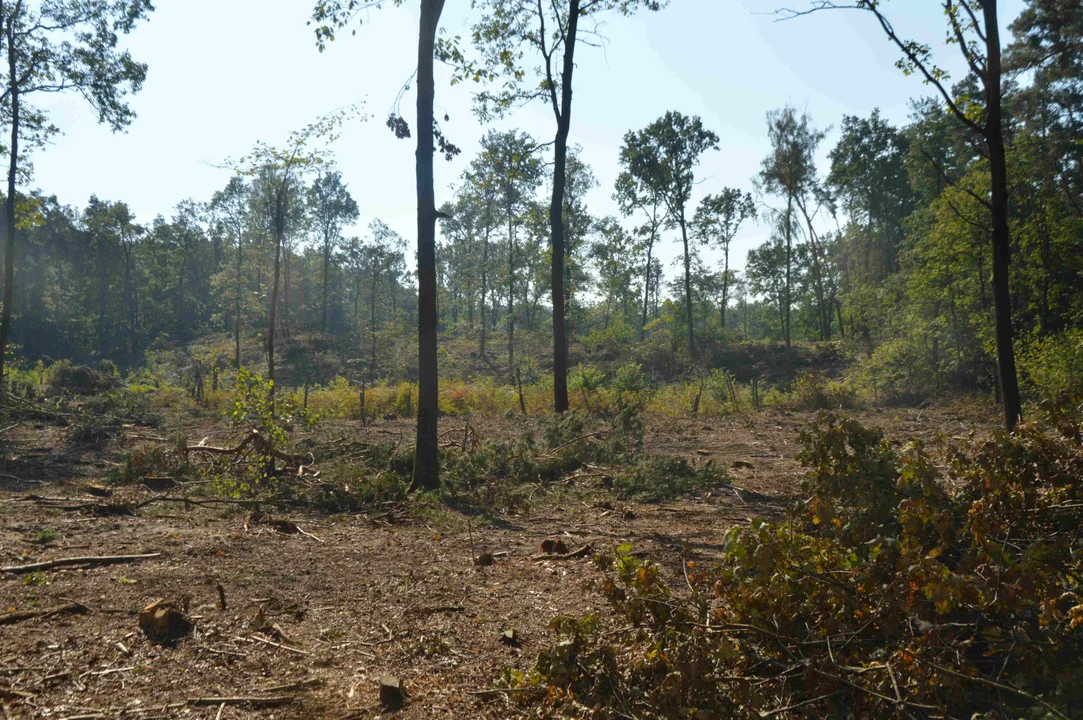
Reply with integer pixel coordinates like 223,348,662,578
0,401,995,719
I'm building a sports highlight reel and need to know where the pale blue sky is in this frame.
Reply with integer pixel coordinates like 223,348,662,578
30,0,1025,276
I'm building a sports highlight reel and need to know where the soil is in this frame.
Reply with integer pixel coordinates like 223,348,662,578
0,401,996,719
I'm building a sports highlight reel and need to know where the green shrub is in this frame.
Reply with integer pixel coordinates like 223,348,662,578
790,370,857,410
612,455,729,502
519,410,1083,719
48,362,119,395
1020,328,1083,402
111,444,175,484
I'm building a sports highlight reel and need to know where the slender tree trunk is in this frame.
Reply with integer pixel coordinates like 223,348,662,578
267,194,285,413
480,213,490,356
506,199,515,369
679,212,696,356
370,261,378,379
123,242,136,358
640,230,654,340
321,233,331,333
414,0,446,490
0,17,18,399
784,195,793,366
720,243,729,331
982,0,1021,430
550,0,580,414
235,227,243,368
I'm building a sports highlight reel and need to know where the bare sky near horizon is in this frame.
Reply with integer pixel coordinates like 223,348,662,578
29,0,1025,279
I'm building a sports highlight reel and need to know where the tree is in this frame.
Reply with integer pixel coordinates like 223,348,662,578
591,216,637,329
468,0,666,412
234,114,344,413
477,130,542,368
313,0,455,489
210,176,252,368
0,0,153,396
621,111,718,356
779,0,1023,429
308,171,359,333
692,188,756,331
756,105,822,364
615,148,669,339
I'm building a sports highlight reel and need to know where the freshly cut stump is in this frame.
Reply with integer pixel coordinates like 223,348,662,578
379,674,405,710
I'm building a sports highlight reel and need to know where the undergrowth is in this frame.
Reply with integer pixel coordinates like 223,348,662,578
509,399,1083,719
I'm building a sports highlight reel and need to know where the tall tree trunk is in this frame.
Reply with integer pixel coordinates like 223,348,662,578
414,0,446,490
0,16,18,399
640,231,654,340
982,0,1021,430
267,194,285,413
784,195,793,366
235,227,243,368
321,234,331,333
506,199,515,368
549,0,580,414
480,213,490,356
679,212,696,356
720,243,729,331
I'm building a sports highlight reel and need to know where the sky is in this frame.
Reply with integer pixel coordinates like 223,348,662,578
30,0,1027,279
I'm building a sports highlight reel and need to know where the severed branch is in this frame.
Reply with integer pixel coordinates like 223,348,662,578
1,553,161,575
0,602,89,625
188,696,295,708
532,544,592,561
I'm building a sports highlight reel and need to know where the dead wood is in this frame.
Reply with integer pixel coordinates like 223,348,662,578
0,602,89,625
532,544,593,561
1,553,161,574
188,696,295,708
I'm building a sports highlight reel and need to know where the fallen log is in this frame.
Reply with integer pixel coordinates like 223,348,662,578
0,602,89,625
1,553,161,575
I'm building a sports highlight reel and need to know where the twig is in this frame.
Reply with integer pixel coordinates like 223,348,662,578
759,690,844,717
188,696,295,708
248,635,311,656
541,431,608,457
1,554,160,575
913,655,1068,719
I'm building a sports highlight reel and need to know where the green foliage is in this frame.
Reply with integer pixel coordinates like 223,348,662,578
790,370,857,410
522,410,1083,718
611,454,729,502
48,363,119,395
111,444,175,485
1020,329,1083,401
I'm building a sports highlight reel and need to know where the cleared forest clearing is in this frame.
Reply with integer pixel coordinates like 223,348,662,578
0,402,994,719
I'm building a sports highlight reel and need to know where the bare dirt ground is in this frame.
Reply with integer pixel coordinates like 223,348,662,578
0,402,996,719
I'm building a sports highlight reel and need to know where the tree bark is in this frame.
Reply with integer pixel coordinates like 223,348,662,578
506,197,515,369
640,228,654,339
235,222,243,368
981,0,1021,430
549,0,580,414
321,231,331,333
266,192,284,413
413,0,446,491
679,211,696,356
0,15,18,398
